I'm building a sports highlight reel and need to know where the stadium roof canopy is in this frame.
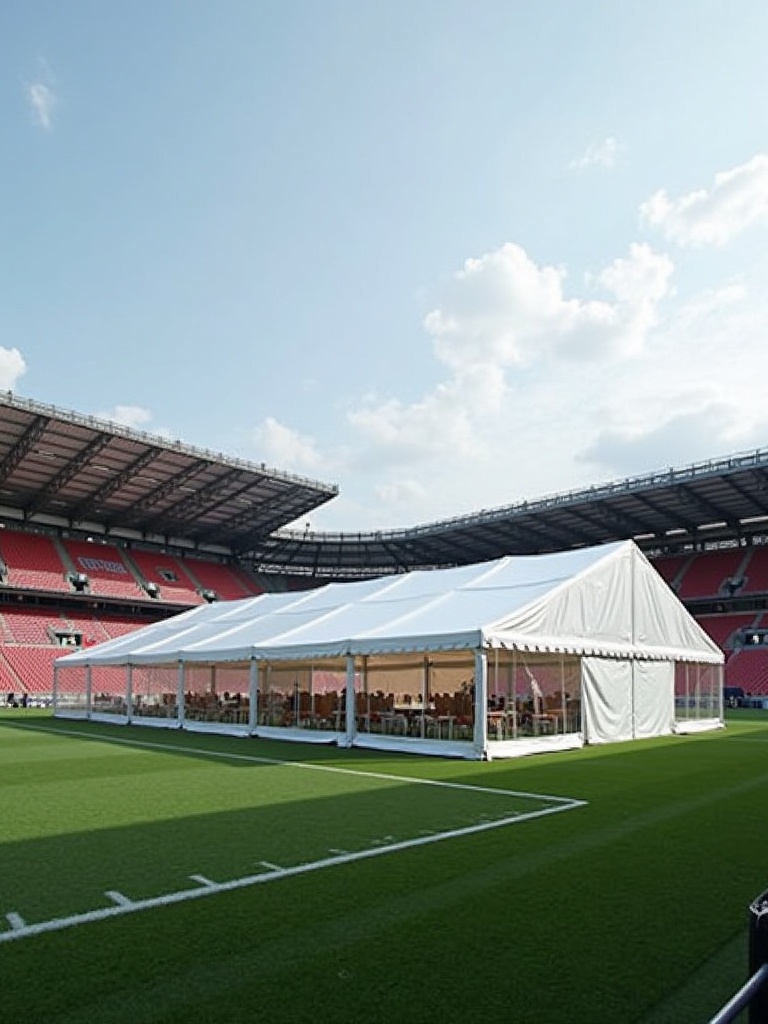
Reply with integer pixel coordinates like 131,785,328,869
3,392,768,578
254,448,768,578
0,392,338,555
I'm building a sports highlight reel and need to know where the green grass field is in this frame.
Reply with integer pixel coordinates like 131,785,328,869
1,709,767,1024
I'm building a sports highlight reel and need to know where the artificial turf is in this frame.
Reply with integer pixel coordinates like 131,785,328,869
1,708,766,1024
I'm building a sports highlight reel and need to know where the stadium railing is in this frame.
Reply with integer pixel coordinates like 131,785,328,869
708,890,768,1024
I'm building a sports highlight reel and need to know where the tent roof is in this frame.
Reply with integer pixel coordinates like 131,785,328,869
57,540,723,668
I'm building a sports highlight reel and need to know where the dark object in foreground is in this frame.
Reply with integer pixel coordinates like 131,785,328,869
708,889,768,1024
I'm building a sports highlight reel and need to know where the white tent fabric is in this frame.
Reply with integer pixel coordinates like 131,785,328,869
57,540,722,668
633,661,676,739
582,658,634,745
581,659,676,745
55,539,724,759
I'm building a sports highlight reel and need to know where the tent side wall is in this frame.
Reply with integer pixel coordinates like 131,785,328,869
581,658,679,745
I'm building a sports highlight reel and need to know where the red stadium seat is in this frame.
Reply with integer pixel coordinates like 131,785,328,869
0,530,71,593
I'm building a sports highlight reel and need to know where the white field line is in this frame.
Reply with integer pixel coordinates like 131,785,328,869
105,891,133,907
0,797,582,946
0,719,588,946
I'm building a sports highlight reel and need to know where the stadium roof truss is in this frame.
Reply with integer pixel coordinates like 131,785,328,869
0,393,338,555
251,451,768,577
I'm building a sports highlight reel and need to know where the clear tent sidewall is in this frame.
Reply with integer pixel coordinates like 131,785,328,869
53,646,723,760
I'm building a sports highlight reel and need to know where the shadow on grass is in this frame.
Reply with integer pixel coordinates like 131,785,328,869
0,712,569,940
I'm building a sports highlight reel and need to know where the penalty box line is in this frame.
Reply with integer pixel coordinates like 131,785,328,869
7,719,587,806
0,796,583,946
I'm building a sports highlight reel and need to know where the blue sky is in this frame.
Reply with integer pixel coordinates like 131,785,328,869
3,1,768,531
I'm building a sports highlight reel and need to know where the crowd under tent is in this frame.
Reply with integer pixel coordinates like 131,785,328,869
53,540,725,760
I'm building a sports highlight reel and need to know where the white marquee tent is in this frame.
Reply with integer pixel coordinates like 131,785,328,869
54,540,724,759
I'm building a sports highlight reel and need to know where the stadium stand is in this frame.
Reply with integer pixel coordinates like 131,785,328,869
58,610,113,644
124,549,205,605
675,547,750,600
99,615,158,639
0,603,164,701
7,391,768,704
696,612,759,655
738,545,768,595
0,530,71,594
1,646,67,694
59,609,156,644
182,558,261,601
1,535,764,702
59,538,145,600
651,553,690,589
1,608,73,645
232,564,274,595
720,648,768,696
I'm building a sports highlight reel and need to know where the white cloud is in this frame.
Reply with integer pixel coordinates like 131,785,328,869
575,277,768,480
25,60,58,131
640,154,768,246
374,479,427,509
252,416,327,473
300,240,675,526
581,405,745,477
27,82,57,130
346,380,481,467
0,348,27,391
97,405,153,430
424,240,673,370
569,136,623,171
250,206,766,531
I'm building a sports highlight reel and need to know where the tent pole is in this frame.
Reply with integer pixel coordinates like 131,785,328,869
362,656,369,734
248,659,258,734
511,649,518,739
421,657,429,739
85,664,92,720
559,654,566,730
309,662,315,723
343,655,355,748
473,650,488,759
176,661,185,729
126,665,133,724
